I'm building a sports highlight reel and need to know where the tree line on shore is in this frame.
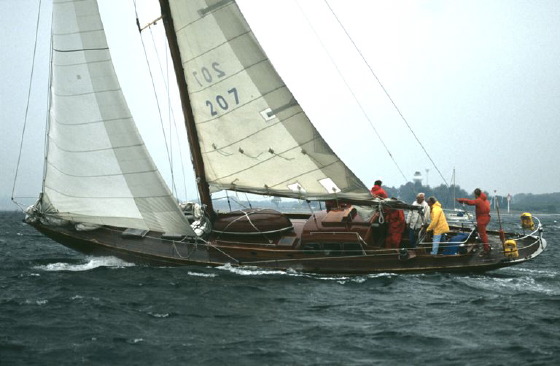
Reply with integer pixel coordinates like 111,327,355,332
258,183,560,214
384,182,560,214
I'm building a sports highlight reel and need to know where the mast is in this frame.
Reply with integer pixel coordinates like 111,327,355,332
158,0,214,213
452,168,456,209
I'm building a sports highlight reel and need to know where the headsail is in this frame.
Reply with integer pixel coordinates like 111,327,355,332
164,0,371,201
44,0,193,234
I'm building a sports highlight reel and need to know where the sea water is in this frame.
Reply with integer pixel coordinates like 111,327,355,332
1,211,559,365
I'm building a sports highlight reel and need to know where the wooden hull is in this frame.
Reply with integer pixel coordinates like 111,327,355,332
28,209,547,274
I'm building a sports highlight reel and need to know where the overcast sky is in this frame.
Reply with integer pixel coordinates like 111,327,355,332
2,0,560,210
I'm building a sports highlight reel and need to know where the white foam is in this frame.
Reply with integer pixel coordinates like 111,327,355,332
217,263,291,276
498,276,558,295
506,266,558,278
458,271,560,296
215,263,396,283
187,271,217,278
24,299,48,305
35,256,134,272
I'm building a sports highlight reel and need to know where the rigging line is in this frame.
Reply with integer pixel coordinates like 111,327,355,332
12,0,44,206
141,9,192,203
324,0,449,187
147,22,192,202
167,52,190,202
243,192,253,209
147,24,178,198
294,1,408,184
132,0,178,196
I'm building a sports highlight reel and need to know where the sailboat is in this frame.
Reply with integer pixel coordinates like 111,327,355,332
445,168,474,225
24,0,546,274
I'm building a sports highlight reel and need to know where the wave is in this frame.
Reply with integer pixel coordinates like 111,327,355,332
187,271,218,278
214,263,401,283
453,269,560,296
505,266,559,278
216,263,294,276
34,256,134,272
489,276,558,295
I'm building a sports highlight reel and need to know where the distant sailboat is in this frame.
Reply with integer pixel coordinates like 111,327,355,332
24,0,546,273
445,168,474,225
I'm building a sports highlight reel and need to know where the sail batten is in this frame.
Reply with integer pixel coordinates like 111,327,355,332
41,0,194,235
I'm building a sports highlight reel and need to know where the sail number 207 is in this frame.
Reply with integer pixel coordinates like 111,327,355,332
206,88,239,116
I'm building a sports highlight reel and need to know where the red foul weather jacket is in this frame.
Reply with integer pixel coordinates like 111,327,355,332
370,185,388,198
457,192,491,225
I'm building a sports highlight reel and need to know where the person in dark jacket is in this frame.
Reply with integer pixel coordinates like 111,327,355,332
370,180,388,198
457,188,491,254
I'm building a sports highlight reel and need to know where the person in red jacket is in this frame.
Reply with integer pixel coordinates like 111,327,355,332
457,188,491,254
370,180,388,198
385,207,406,248
369,180,389,246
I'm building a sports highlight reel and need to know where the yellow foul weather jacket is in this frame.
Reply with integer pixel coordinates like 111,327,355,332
426,201,450,235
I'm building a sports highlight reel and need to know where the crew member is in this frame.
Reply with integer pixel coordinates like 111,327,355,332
371,180,388,198
457,188,491,255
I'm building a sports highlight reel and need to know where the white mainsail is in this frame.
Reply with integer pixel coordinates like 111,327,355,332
43,0,193,234
167,0,372,201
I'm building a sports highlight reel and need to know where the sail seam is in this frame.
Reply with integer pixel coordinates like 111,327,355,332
46,137,145,154
202,110,304,153
180,30,252,64
52,26,105,36
46,161,157,178
52,88,123,98
44,185,170,200
50,116,133,126
53,58,112,67
53,47,109,53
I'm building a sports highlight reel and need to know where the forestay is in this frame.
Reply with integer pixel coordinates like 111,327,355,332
167,0,371,201
43,0,193,235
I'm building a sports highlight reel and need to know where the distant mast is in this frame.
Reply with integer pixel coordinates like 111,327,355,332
452,168,457,209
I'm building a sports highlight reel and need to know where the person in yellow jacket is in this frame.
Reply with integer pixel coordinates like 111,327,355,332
426,196,450,255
